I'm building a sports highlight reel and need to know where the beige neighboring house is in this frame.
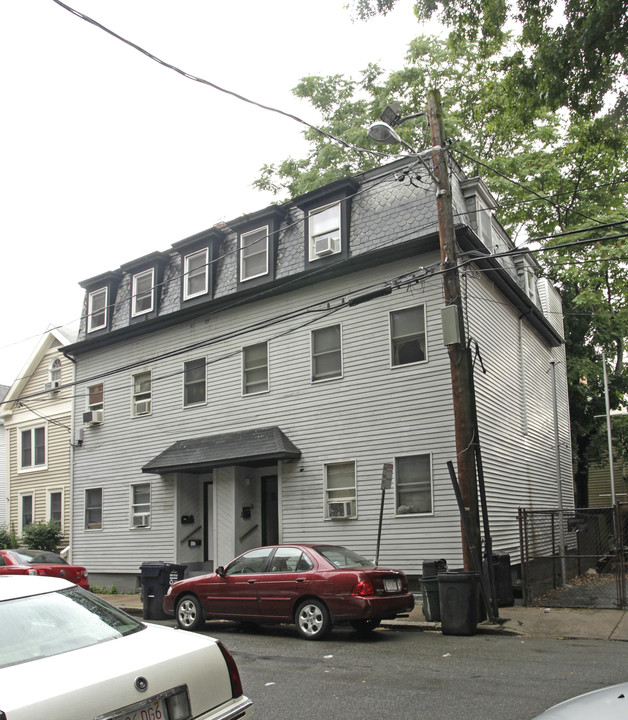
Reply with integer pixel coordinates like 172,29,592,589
1,328,76,550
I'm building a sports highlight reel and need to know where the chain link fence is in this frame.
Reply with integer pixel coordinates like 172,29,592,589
519,504,627,609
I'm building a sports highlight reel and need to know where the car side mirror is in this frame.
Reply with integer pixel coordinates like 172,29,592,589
216,566,225,577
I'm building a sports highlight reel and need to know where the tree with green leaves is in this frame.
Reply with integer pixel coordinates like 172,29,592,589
254,31,628,507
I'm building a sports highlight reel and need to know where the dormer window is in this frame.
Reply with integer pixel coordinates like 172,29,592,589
87,287,108,333
240,226,269,281
184,247,209,300
132,268,155,317
309,203,341,261
49,358,62,385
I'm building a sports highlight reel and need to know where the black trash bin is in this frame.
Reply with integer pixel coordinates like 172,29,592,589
491,553,514,607
420,559,447,622
438,571,480,636
140,562,187,620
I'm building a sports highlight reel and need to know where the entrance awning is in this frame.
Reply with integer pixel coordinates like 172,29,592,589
142,426,301,475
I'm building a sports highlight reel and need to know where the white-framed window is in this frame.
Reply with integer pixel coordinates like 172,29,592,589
243,342,269,395
395,454,433,515
88,383,104,411
324,461,357,519
47,488,63,525
49,358,62,384
131,483,151,528
308,202,341,261
85,488,102,530
390,305,427,366
132,268,155,316
311,324,342,382
20,425,46,470
132,371,152,417
183,358,206,406
20,493,33,533
476,195,493,248
183,248,209,300
240,226,269,281
87,287,108,332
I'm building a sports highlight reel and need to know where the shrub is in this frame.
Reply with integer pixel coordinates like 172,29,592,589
0,524,19,549
20,520,63,552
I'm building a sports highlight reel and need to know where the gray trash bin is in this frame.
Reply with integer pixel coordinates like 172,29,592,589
491,553,514,607
140,562,187,620
438,571,480,636
421,559,447,622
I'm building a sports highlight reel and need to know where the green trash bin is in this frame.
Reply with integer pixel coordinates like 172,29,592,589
438,571,480,636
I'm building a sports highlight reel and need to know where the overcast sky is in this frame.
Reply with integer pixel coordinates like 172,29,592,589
0,0,431,385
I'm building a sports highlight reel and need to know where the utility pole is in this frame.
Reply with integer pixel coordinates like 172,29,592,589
428,89,481,570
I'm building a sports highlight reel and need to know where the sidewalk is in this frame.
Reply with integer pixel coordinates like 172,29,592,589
98,592,628,641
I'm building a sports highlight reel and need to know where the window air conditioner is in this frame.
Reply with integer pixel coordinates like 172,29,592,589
134,513,150,527
328,499,355,518
314,235,339,257
135,399,152,416
83,410,104,425
44,381,60,392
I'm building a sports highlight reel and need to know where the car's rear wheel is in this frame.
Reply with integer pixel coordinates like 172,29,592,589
295,599,331,640
176,595,204,631
351,618,381,634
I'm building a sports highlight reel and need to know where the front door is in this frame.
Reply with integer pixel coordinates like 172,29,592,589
261,475,278,545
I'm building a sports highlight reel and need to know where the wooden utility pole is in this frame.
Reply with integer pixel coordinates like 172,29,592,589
428,89,481,570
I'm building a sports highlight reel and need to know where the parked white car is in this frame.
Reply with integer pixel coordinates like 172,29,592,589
533,682,628,718
0,575,253,720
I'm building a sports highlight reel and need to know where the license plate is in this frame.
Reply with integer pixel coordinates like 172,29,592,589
384,578,400,592
109,698,166,720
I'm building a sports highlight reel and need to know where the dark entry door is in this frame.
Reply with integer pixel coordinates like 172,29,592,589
261,475,278,545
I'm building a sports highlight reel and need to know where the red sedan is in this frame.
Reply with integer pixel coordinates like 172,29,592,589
0,549,89,589
163,543,414,640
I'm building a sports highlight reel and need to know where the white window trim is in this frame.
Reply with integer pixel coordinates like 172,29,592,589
130,482,151,529
308,202,341,262
131,268,155,317
389,304,428,368
131,370,152,418
46,487,64,526
241,341,270,396
182,358,207,408
85,487,103,531
87,382,104,412
394,452,434,517
310,323,344,383
183,248,209,300
49,358,62,384
323,460,357,520
18,492,34,535
18,423,47,473
240,226,270,282
87,287,108,333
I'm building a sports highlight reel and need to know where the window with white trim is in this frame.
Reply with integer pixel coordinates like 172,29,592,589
240,226,269,281
308,203,341,261
324,461,356,519
132,371,152,416
20,426,46,469
183,248,209,300
390,305,427,366
183,358,206,406
243,342,269,395
49,358,62,384
395,454,433,514
476,195,493,248
131,483,151,528
88,383,104,411
85,488,102,530
87,287,108,332
20,493,33,532
48,489,63,524
132,268,155,316
311,324,342,381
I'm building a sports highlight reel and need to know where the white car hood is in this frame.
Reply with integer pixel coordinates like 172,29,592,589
1,623,234,720
534,682,628,718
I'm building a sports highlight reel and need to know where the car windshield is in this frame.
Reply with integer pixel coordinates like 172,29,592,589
314,546,375,569
11,549,67,565
0,585,144,668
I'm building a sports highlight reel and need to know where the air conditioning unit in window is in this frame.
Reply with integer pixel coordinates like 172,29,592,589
134,513,150,528
134,400,151,416
328,499,355,518
44,381,60,392
83,410,104,425
314,235,339,257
